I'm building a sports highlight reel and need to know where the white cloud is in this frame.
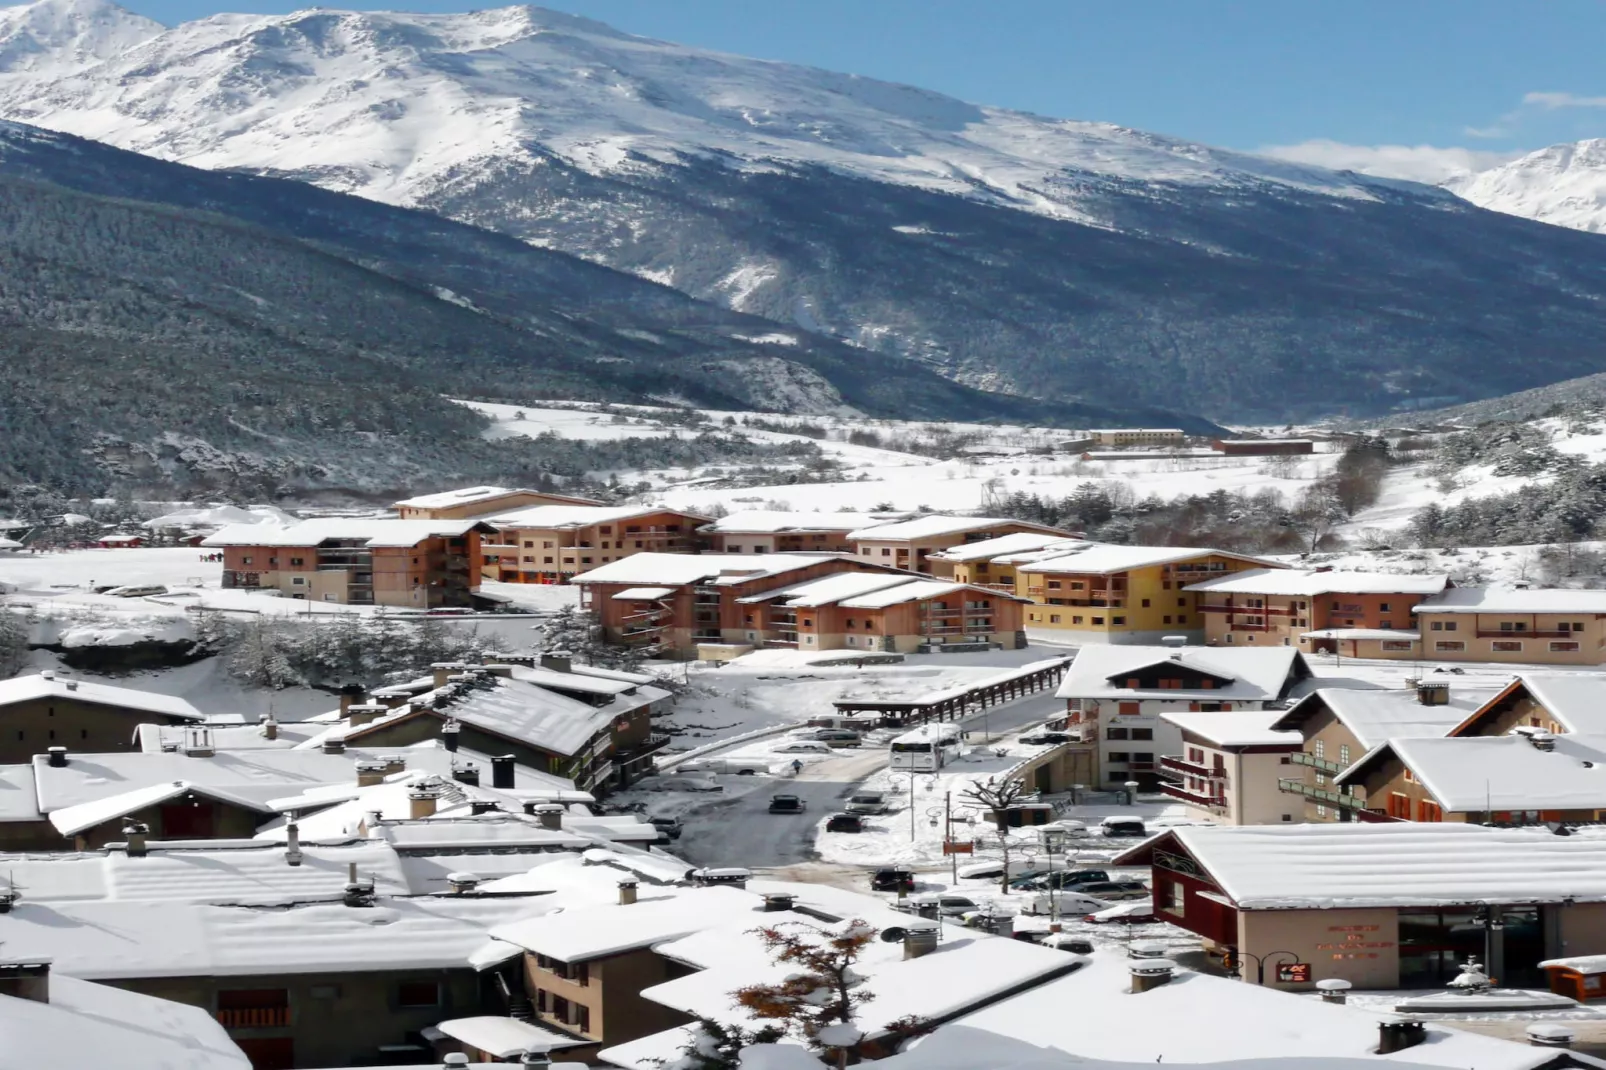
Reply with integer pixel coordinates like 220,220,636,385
1524,91,1606,110
1258,139,1523,184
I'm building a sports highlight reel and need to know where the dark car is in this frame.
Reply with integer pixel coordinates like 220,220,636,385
768,794,808,814
1019,731,1072,746
1074,880,1150,901
815,729,862,748
1010,868,1111,891
649,817,683,840
870,868,916,893
825,813,865,833
1100,818,1148,838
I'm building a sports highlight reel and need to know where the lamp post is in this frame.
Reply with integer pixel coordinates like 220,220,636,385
887,774,935,842
1040,825,1068,926
1227,949,1300,986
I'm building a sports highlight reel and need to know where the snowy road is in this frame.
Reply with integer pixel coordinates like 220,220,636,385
675,692,1067,871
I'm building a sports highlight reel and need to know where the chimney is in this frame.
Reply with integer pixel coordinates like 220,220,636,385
431,662,462,688
381,755,407,776
532,803,564,831
64,680,78,691
123,821,149,858
618,878,638,906
356,761,388,788
46,747,67,768
40,670,54,681
762,893,796,913
0,960,50,1004
322,738,347,755
183,727,215,758
470,800,500,816
448,872,480,895
1530,731,1557,753
1316,978,1351,1004
1416,682,1450,706
1377,1021,1427,1055
442,719,461,753
260,712,278,741
520,1045,553,1068
339,691,358,717
903,924,939,960
453,762,480,786
1527,1024,1576,1049
1129,958,1176,993
444,1055,471,1069
492,754,516,790
344,876,376,908
409,787,440,819
347,704,386,727
285,821,303,867
541,650,573,674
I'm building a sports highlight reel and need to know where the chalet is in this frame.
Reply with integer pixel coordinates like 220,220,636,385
1016,545,1282,643
1184,568,1448,652
1054,646,1310,790
203,518,489,608
0,672,202,765
394,485,602,520
481,505,711,584
926,532,1084,589
1114,823,1606,992
848,515,1071,575
94,533,144,548
1155,710,1302,825
1267,684,1499,822
698,510,897,554
1413,588,1606,665
1334,731,1606,825
573,553,906,658
1445,673,1606,738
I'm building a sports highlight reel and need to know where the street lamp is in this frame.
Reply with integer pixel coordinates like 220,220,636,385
887,774,936,842
1040,826,1068,926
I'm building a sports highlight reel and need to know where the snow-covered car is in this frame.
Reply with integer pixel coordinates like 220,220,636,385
824,813,865,833
1085,901,1158,924
773,740,832,754
1010,868,1111,892
1100,817,1148,838
900,893,982,917
1074,880,1150,901
648,816,683,840
845,790,890,815
648,776,724,793
956,860,1043,882
1023,891,1112,917
679,757,771,775
102,584,168,598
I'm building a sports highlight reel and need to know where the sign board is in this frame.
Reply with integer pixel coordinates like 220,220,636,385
942,840,974,855
1277,963,1312,984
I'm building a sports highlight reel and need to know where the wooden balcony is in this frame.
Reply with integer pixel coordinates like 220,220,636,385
1159,755,1216,780
1160,782,1226,811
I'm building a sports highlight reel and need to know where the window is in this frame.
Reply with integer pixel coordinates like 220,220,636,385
1049,614,1061,624
1141,599,1151,608
1492,641,1523,652
1117,701,1140,715
1403,768,1415,783
1444,621,1457,631
267,556,278,566
1187,747,1204,763
1164,882,1185,916
1388,792,1412,819
1047,580,1061,590
1379,602,1391,612
1338,744,1350,766
1072,616,1084,624
1107,752,1131,763
289,557,304,566
1379,621,1392,630
881,549,892,557
216,989,289,1029
242,555,253,565
1106,727,1130,740
1111,616,1126,626
1133,752,1154,764
1418,799,1442,822
1163,615,1172,624
1177,598,1186,607
396,981,439,1008
1431,621,1443,631
291,577,306,586
1132,728,1154,740
1551,642,1581,652
1435,640,1465,652
1091,617,1104,625
1315,803,1327,818
1313,740,1325,759
1381,640,1413,651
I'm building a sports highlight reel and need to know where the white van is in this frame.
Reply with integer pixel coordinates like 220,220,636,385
1023,891,1112,917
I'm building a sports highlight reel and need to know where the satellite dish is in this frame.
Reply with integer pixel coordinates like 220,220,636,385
880,927,908,943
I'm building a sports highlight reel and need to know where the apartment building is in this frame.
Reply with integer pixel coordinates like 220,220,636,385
1054,646,1310,790
1185,568,1448,652
481,505,710,584
927,532,1085,589
698,510,895,553
204,518,486,608
1017,546,1281,643
1156,710,1302,825
1413,588,1606,664
1088,429,1186,447
393,485,602,520
849,515,1070,575
573,553,906,658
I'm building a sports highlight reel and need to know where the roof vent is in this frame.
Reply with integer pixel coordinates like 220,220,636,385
903,924,939,960
470,800,500,816
1530,732,1557,753
322,738,346,755
408,787,440,820
531,803,563,831
285,822,303,868
40,670,54,681
762,893,796,913
343,862,376,907
618,879,638,906
45,747,67,768
444,1055,471,1068
122,821,149,858
541,651,573,674
182,727,214,758
452,761,480,787
63,680,78,691
448,872,480,895
1128,941,1170,959
441,718,461,753
1129,958,1176,993
1377,1021,1427,1055
1316,978,1351,1004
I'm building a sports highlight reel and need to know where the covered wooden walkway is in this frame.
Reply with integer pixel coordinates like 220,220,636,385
832,656,1071,728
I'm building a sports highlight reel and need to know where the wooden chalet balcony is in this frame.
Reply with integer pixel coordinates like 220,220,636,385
1159,755,1217,780
217,1007,290,1029
1160,782,1226,811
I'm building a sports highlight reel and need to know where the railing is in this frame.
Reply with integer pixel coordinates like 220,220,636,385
1476,630,1573,639
1288,751,1345,774
1159,755,1215,779
1278,778,1364,808
216,1007,290,1029
1229,623,1270,632
1160,783,1227,811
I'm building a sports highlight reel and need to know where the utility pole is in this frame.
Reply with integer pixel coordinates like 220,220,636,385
947,791,955,883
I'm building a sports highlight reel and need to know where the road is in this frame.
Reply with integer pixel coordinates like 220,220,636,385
675,691,1066,870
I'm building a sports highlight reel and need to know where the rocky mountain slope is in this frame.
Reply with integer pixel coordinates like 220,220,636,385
1447,139,1606,235
7,1,1606,420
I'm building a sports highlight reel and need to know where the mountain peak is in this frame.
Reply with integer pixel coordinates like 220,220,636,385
1448,137,1606,235
0,0,162,75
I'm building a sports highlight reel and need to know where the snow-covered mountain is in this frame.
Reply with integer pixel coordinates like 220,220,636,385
10,0,1606,421
1447,140,1606,235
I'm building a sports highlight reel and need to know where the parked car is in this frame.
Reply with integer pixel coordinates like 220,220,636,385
1010,868,1111,892
1018,731,1072,746
1086,901,1158,924
1024,891,1112,917
679,757,771,775
870,868,916,893
648,817,683,840
1100,817,1148,838
1073,880,1150,901
773,740,832,754
956,860,1043,882
768,794,808,814
901,893,981,917
815,729,862,748
825,813,865,833
1039,933,1096,954
845,790,890,815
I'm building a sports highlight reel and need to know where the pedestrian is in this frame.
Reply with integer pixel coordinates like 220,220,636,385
791,759,803,776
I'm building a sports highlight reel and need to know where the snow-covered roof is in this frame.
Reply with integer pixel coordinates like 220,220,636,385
142,503,295,532
1023,545,1280,575
33,748,360,814
0,673,202,720
486,503,706,529
0,762,41,822
1413,586,1606,614
0,973,250,1070
951,953,1561,1070
0,536,21,550
0,895,550,980
1272,687,1498,750
612,586,677,600
490,885,756,962
847,515,1064,541
737,571,912,606
1119,823,1606,910
1480,674,1606,735
700,510,892,534
434,678,626,756
1336,732,1606,812
571,552,846,587
1300,628,1421,640
258,772,587,842
1090,428,1185,434
201,517,485,548
372,816,590,852
1185,568,1449,597
1159,710,1302,748
1057,646,1304,702
1539,954,1606,976
929,532,1084,562
839,579,981,609
507,664,638,698
49,781,276,836
433,1016,588,1057
394,485,604,510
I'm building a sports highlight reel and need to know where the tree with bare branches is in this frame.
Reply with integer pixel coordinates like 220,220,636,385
732,919,877,1047
959,774,1031,894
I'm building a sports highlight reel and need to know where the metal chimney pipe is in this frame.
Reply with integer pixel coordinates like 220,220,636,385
285,821,303,867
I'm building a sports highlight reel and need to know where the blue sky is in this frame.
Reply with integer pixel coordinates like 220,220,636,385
119,0,1606,180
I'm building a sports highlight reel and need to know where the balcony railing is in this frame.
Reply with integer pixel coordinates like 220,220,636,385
1476,629,1574,640
1288,751,1345,775
216,1007,290,1029
1278,778,1365,808
1160,783,1227,811
1159,755,1216,780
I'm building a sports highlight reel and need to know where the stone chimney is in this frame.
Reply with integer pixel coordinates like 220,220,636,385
903,924,939,960
356,761,388,788
322,738,346,755
285,822,303,867
441,719,461,753
470,801,500,816
1129,958,1176,993
492,754,516,790
1416,682,1450,706
432,662,464,688
1377,1021,1427,1055
409,787,440,819
381,755,408,776
541,650,573,674
347,704,386,727
260,712,278,741
531,803,564,831
123,821,149,858
0,960,50,1004
448,872,480,895
46,747,67,768
618,879,638,906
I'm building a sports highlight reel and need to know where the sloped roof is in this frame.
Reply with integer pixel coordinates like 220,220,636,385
1336,732,1606,812
700,510,893,534
1024,545,1281,575
32,748,359,814
49,781,275,836
930,532,1085,562
1185,567,1449,596
847,515,1066,541
201,517,486,548
571,552,847,586
1159,710,1302,748
394,486,602,509
485,503,704,529
0,674,201,720
490,885,759,962
1272,687,1498,750
1057,646,1304,702
736,571,912,606
1414,587,1606,614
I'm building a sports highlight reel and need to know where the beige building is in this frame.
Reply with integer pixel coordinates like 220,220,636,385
928,532,1085,590
393,485,602,520
1088,428,1186,447
848,515,1070,575
1413,588,1606,664
482,505,711,584
1157,710,1302,825
698,510,895,554
1184,568,1448,653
